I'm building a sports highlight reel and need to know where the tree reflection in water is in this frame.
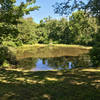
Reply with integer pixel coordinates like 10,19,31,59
17,54,91,71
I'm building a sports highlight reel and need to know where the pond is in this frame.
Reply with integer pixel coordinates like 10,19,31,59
16,46,91,71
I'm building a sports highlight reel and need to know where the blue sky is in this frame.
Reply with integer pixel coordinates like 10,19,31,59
24,0,65,23
1,0,88,23
19,0,87,23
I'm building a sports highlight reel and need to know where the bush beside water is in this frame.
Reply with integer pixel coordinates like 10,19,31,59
90,47,100,67
0,46,17,66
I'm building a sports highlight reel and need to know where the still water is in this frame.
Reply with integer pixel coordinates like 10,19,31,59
16,46,91,71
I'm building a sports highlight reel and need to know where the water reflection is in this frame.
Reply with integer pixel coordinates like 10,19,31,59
31,59,54,71
18,57,38,70
17,54,91,71
16,46,89,59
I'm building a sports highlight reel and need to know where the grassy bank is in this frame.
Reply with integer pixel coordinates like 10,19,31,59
16,44,92,50
0,67,100,100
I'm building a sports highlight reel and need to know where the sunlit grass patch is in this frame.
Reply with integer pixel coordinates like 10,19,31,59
17,44,92,50
45,77,58,81
81,68,100,72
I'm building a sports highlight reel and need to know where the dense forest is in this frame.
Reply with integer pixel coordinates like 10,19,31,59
0,11,98,46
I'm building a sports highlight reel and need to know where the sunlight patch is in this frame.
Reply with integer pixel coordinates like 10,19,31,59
92,80,100,83
38,80,45,84
16,78,25,81
81,69,100,72
43,94,51,100
0,80,9,83
71,81,86,85
45,77,58,81
16,78,37,84
56,72,63,75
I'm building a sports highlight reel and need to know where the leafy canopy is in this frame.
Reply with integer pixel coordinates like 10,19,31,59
0,0,40,24
0,0,39,44
54,0,100,17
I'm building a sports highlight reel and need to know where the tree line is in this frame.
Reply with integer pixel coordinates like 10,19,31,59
0,11,98,46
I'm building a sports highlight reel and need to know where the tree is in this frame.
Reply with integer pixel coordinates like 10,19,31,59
17,18,38,45
54,0,100,66
54,0,100,17
0,0,40,44
0,0,40,24
39,17,70,44
0,0,40,65
69,11,97,45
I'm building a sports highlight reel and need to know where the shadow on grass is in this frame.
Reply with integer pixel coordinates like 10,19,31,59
0,68,100,100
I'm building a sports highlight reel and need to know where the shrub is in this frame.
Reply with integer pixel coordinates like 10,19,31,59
90,47,100,67
90,33,100,67
0,46,17,66
2,41,16,47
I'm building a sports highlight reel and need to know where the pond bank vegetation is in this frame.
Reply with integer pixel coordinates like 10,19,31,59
17,44,92,50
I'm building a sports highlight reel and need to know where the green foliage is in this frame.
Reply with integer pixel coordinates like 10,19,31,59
88,0,100,66
69,11,97,45
17,18,38,45
36,27,49,44
54,0,100,66
2,41,16,47
0,46,7,65
39,17,70,44
90,47,100,67
0,46,17,66
0,0,40,45
54,0,100,17
0,22,18,42
86,0,100,16
90,31,100,66
0,0,97,47
0,0,40,24
38,14,97,45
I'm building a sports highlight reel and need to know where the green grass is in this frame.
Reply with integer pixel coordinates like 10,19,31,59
0,68,100,100
17,44,92,50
